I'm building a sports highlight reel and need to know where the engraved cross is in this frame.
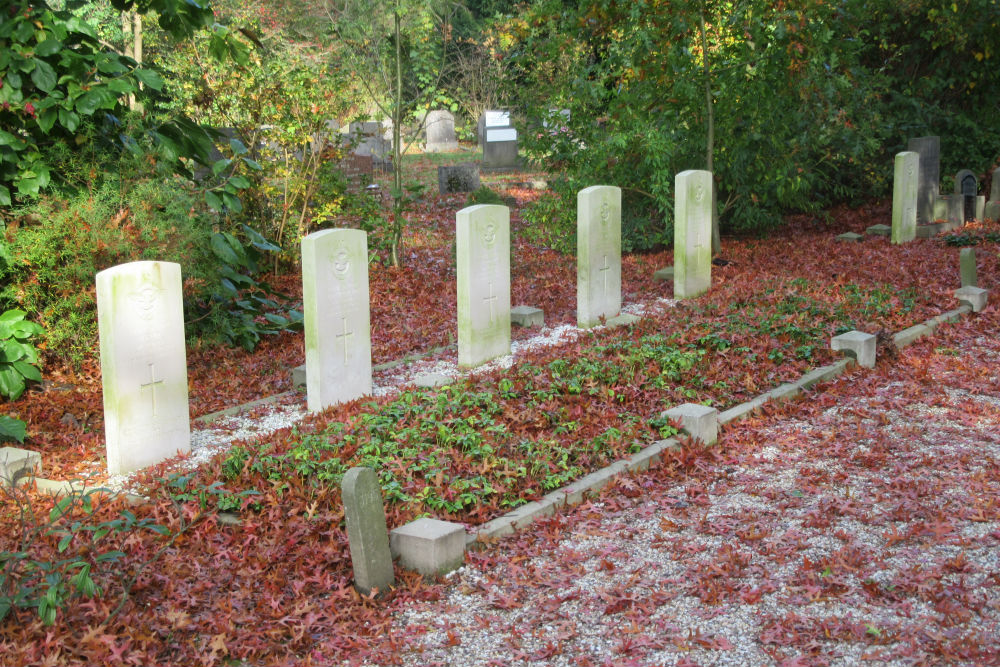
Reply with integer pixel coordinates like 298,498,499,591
484,282,498,324
599,254,611,298
336,317,354,363
140,363,164,418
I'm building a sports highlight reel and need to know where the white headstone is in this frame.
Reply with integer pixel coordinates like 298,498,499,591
673,170,713,299
577,185,622,328
96,261,190,475
456,205,510,368
301,228,372,412
891,151,919,244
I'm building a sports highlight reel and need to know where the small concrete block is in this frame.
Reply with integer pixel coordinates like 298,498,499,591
605,313,641,328
955,286,988,312
33,478,85,497
831,330,877,368
390,518,466,576
510,305,544,327
865,224,891,237
414,373,454,389
0,447,41,486
292,364,306,388
653,267,674,282
835,232,863,243
661,403,719,446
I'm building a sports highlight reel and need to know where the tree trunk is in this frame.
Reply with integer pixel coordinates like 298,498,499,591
699,2,721,255
390,5,404,267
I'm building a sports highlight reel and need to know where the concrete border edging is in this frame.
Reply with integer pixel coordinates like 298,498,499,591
468,296,985,544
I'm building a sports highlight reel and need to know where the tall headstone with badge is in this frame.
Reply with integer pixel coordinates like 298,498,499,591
673,170,713,300
577,185,622,328
891,151,919,244
96,261,190,475
479,110,518,170
424,110,458,153
301,228,372,412
456,205,511,367
906,136,940,224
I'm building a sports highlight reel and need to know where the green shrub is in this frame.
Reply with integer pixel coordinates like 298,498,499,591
466,186,505,206
520,185,576,256
0,310,43,401
0,178,218,365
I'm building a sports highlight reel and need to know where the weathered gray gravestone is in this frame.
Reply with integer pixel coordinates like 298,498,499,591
577,185,622,328
987,167,1000,221
891,151,919,244
479,110,518,170
907,136,940,224
456,204,511,368
438,164,481,194
341,467,394,596
960,248,977,287
673,170,714,299
424,110,458,153
96,261,190,475
301,228,372,412
954,169,978,222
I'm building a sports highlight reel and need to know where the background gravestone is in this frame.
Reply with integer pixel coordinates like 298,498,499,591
438,164,480,194
341,467,394,596
301,229,372,412
96,261,190,475
673,170,714,299
987,167,1000,221
482,127,519,170
456,204,511,368
424,110,458,152
891,151,919,244
577,185,622,328
954,169,978,222
477,110,511,147
906,136,940,224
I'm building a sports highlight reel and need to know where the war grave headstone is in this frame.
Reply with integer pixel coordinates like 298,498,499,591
673,170,714,299
906,136,940,224
96,261,190,475
424,110,458,153
577,185,622,328
341,467,395,596
438,163,481,194
987,167,1000,221
301,228,372,412
891,151,919,244
456,204,511,368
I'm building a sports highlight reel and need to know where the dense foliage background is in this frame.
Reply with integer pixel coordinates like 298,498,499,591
1,0,998,363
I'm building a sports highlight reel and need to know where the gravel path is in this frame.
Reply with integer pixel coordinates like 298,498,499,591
352,308,1000,667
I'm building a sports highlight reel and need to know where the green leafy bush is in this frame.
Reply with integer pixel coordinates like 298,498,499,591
0,177,218,365
466,186,505,206
519,184,576,255
186,225,303,351
0,310,43,401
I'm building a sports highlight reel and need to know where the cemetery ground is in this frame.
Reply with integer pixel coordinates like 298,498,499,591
2,158,1000,664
